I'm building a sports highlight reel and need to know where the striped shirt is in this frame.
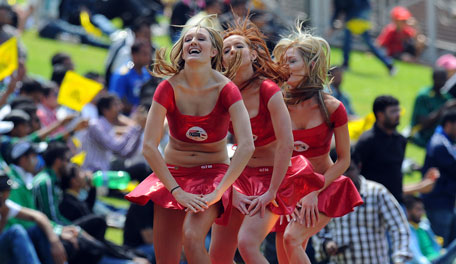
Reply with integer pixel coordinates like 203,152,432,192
313,176,411,264
82,116,143,171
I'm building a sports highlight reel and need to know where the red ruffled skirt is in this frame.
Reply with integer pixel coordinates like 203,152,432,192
125,163,232,225
234,156,325,215
273,175,363,232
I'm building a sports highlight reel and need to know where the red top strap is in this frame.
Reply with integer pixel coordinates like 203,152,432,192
153,80,175,111
220,81,243,110
330,103,348,128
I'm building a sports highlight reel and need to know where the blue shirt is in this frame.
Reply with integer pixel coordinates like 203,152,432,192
421,126,456,210
109,65,151,106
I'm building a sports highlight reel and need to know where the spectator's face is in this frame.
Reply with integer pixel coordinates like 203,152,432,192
42,89,59,109
63,58,75,71
393,19,407,30
70,168,85,190
381,105,401,129
0,190,11,208
13,122,31,138
285,47,307,88
23,153,38,174
135,26,151,42
105,98,122,119
447,121,456,139
132,45,152,68
30,114,41,132
331,69,343,87
0,9,12,26
407,202,424,224
223,35,256,71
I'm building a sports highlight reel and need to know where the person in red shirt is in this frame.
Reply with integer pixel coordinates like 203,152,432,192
377,6,425,62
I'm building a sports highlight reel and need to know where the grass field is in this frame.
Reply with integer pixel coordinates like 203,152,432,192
20,29,432,244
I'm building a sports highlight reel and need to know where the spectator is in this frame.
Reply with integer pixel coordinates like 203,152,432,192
330,0,395,75
82,72,108,122
184,0,223,32
329,66,356,118
404,195,456,264
169,0,197,42
123,201,156,263
312,151,411,264
421,110,456,246
58,163,107,239
354,95,406,204
105,17,153,87
377,6,425,62
3,109,31,138
109,40,152,115
36,82,60,129
437,54,456,98
51,52,75,70
410,67,455,148
0,172,67,264
82,93,146,172
19,78,45,104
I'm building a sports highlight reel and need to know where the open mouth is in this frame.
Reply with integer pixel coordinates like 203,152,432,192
189,48,201,54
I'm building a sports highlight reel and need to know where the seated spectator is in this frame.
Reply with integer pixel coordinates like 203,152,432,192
421,110,456,247
19,78,45,104
312,151,411,264
410,67,455,147
437,54,456,98
109,40,152,115
51,52,75,71
184,0,223,32
405,195,456,264
1,172,67,264
123,201,155,263
82,94,146,172
377,6,425,62
105,18,153,87
82,72,108,122
329,66,356,118
36,82,60,130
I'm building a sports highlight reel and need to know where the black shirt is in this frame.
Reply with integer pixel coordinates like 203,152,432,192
354,123,406,203
59,188,97,221
123,201,154,248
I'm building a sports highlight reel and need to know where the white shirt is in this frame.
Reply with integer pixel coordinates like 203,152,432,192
0,200,22,221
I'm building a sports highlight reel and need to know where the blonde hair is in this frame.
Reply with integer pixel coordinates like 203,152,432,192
151,19,224,77
273,23,333,126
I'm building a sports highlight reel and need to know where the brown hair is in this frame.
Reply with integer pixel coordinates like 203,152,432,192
223,15,289,89
273,24,333,127
151,21,224,77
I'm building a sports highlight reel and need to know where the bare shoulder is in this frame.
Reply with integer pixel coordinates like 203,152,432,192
323,93,342,114
212,70,232,89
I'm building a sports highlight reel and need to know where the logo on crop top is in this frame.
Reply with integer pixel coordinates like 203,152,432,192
293,140,309,152
186,126,208,141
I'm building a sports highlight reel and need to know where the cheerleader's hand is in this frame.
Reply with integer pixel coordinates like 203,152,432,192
202,190,223,207
232,189,256,215
297,191,319,227
173,188,208,213
248,191,276,218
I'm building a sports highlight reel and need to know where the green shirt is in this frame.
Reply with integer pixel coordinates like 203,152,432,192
410,86,451,147
415,227,440,260
33,168,71,225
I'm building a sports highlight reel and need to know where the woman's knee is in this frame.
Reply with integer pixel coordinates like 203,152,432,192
283,227,306,248
183,227,205,247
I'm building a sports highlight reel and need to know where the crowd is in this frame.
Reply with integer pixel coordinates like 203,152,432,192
1,0,456,264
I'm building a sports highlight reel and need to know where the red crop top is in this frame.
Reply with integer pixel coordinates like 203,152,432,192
229,79,281,147
292,103,348,158
153,80,242,143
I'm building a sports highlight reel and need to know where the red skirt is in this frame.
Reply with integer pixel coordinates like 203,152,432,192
273,175,363,232
125,163,232,225
234,156,325,215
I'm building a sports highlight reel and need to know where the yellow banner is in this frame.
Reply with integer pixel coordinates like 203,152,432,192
348,112,375,140
0,37,18,81
58,71,103,111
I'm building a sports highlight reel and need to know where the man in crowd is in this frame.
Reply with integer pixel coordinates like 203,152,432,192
313,151,411,264
355,95,406,204
421,110,456,247
405,195,456,264
410,68,455,148
82,93,146,172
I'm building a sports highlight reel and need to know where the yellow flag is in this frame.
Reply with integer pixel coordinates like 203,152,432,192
71,151,86,166
346,19,371,35
0,37,18,81
58,71,103,111
80,11,103,37
348,112,375,140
